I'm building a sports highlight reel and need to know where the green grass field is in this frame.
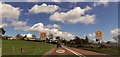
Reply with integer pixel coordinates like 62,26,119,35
2,40,55,55
80,47,120,55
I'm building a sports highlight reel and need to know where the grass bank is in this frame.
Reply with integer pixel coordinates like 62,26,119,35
2,40,55,55
80,47,119,55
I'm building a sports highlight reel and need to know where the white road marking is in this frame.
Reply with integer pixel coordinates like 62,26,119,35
56,49,65,53
62,46,85,57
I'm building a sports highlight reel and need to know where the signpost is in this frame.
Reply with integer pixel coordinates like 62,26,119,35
49,33,53,39
40,32,46,42
96,31,103,48
96,31,102,42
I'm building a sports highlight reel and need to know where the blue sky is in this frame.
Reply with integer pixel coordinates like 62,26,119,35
1,2,118,41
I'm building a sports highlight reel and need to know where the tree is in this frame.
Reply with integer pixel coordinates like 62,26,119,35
32,34,36,38
74,36,80,44
106,41,111,44
73,36,83,45
49,33,53,39
16,34,24,40
61,39,67,45
113,35,120,42
56,36,60,40
85,36,89,44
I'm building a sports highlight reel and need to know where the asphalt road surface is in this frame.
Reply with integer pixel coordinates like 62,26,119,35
43,45,107,57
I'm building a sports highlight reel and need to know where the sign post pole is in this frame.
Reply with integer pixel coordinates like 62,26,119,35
96,31,102,48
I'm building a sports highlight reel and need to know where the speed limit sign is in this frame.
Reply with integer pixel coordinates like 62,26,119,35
96,31,102,41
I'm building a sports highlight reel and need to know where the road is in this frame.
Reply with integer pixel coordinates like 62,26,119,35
43,45,107,57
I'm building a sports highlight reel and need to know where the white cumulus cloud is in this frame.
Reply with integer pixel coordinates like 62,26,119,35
19,23,59,33
60,32,75,40
0,2,21,21
21,33,33,38
45,24,61,29
11,21,27,27
29,3,59,14
0,2,23,29
19,22,74,41
30,23,45,32
94,0,109,7
54,31,75,41
88,33,95,37
111,28,120,37
50,6,95,24
11,21,30,31
0,24,7,28
83,33,95,38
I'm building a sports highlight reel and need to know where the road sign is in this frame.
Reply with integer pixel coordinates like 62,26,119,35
96,31,102,41
40,32,46,41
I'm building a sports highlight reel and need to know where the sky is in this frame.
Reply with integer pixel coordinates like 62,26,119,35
0,2,118,41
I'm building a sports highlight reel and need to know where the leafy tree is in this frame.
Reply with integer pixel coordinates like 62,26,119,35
73,36,83,45
106,41,111,44
56,36,60,40
85,36,89,44
61,39,67,45
32,34,36,38
74,36,81,44
16,34,23,40
113,35,120,41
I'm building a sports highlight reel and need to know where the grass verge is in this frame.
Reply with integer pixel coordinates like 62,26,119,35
2,40,55,55
80,47,119,55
